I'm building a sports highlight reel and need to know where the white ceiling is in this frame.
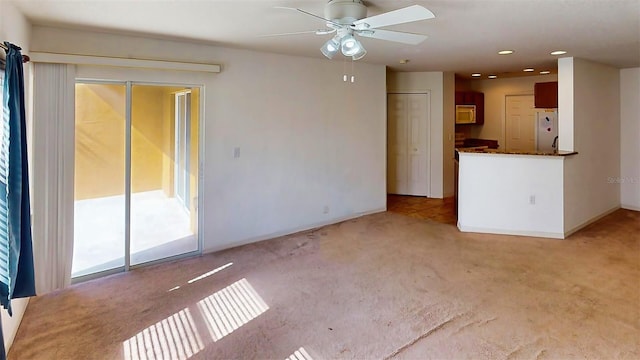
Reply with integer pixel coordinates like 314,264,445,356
10,0,640,78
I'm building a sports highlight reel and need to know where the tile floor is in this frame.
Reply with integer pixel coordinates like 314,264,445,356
73,190,198,277
387,194,457,225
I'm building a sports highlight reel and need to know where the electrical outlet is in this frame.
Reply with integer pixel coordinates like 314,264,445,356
529,195,536,205
233,147,240,158
323,206,329,214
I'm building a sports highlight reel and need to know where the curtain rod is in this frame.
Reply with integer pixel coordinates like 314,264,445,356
0,42,30,63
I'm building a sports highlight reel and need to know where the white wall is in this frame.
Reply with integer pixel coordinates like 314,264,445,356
465,74,558,148
386,71,446,198
620,67,640,210
30,26,387,253
0,0,31,352
560,58,621,233
0,2,30,59
457,152,565,238
558,58,575,151
442,72,455,197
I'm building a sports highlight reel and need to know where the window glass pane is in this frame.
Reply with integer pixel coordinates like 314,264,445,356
130,85,198,266
72,82,126,277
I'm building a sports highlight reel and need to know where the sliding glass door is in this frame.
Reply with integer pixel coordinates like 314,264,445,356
73,81,200,279
129,85,199,266
73,82,127,277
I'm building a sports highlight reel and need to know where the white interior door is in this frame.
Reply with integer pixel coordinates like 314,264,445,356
387,93,429,196
505,95,536,152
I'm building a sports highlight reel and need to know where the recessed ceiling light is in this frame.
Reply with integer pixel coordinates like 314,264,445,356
471,73,481,77
399,59,410,64
550,50,567,56
523,68,535,72
540,70,551,75
488,75,497,79
498,50,514,55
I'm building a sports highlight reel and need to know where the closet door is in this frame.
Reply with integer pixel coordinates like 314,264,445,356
387,93,429,196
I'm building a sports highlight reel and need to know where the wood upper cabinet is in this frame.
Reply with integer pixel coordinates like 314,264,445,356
455,91,484,125
534,81,558,108
474,92,484,125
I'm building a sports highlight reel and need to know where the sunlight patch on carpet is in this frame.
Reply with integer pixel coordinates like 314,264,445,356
197,278,269,342
286,347,314,360
188,262,233,284
123,308,204,360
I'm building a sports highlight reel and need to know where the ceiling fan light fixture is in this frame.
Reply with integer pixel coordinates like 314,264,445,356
321,35,341,59
352,47,367,60
340,35,363,56
275,3,436,63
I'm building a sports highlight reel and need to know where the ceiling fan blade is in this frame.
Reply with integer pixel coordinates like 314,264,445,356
353,5,435,29
274,6,343,28
259,30,326,38
357,29,427,45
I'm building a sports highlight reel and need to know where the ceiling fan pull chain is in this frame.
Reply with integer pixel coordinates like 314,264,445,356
351,58,355,83
343,57,348,82
349,58,356,84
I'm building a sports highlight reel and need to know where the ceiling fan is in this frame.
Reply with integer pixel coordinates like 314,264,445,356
269,0,436,61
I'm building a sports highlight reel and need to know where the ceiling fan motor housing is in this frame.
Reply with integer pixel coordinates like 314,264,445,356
325,0,367,24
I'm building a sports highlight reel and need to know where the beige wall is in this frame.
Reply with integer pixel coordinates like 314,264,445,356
561,57,621,233
442,72,455,197
75,84,193,200
161,88,175,196
131,86,165,194
32,25,387,253
75,84,126,199
620,67,640,210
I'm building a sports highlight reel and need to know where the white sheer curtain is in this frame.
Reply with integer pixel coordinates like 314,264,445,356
30,63,75,294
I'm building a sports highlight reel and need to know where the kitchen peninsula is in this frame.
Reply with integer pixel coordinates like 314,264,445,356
456,148,577,239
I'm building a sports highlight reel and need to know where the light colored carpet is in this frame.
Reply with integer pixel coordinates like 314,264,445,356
9,209,640,359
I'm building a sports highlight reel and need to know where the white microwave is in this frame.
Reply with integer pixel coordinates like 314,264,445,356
456,105,476,124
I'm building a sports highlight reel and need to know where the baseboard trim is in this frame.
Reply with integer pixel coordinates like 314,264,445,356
457,223,565,239
564,205,621,238
2,297,30,352
203,207,387,254
621,204,640,212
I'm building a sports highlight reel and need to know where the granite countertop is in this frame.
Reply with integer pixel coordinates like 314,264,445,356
456,148,578,156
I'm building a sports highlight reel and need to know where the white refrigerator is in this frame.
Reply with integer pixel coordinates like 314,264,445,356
536,110,558,152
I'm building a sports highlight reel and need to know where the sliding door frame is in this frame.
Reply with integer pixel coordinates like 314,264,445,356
72,78,205,284
174,90,192,214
